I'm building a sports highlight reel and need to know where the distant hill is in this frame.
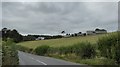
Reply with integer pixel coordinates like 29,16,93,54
17,32,116,49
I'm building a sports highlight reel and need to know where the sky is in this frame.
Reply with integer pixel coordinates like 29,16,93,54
2,1,118,35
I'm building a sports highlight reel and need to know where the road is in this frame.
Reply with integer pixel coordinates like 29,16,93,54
18,51,81,65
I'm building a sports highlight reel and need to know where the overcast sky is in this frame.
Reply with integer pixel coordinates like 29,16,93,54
2,2,118,35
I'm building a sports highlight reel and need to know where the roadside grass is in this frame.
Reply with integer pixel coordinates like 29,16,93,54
48,54,115,65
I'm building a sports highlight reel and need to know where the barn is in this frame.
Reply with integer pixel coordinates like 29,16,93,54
86,31,96,35
86,28,107,35
95,29,107,34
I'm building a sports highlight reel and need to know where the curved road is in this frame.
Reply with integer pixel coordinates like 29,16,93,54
18,51,81,65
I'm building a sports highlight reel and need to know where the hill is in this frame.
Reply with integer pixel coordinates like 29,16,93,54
17,33,111,49
17,32,119,65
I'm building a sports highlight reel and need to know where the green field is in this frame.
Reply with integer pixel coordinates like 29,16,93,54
17,32,118,65
17,33,109,49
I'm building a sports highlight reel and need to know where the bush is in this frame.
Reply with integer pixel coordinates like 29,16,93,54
17,45,33,53
47,42,96,59
98,34,117,58
97,32,120,65
48,42,96,59
2,39,19,66
34,45,50,56
58,46,71,55
72,42,96,59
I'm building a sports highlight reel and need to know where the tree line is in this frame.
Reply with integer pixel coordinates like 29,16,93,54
2,28,23,43
1,28,63,43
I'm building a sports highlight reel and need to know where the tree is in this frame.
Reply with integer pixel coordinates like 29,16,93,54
2,28,8,41
74,33,77,36
10,29,23,42
66,34,69,35
95,28,100,31
83,33,86,36
78,32,82,34
1,28,23,43
61,31,66,36
61,31,65,34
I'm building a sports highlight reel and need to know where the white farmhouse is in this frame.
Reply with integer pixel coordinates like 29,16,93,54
36,37,45,40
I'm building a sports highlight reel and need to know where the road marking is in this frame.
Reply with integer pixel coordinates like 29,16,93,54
31,57,34,60
29,56,47,65
20,52,47,65
36,60,47,65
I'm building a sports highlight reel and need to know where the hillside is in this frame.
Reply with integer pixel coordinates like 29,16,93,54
17,32,119,65
17,33,110,49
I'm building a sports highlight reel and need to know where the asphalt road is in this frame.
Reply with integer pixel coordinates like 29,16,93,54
18,51,81,65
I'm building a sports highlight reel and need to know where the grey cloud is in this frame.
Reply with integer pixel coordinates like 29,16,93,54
0,2,2,29
2,2,118,35
2,0,120,2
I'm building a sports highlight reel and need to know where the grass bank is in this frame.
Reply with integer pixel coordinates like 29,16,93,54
17,34,107,49
17,32,119,65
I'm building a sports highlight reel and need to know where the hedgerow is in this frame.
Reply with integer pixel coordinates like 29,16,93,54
97,32,120,65
34,45,50,56
2,39,19,66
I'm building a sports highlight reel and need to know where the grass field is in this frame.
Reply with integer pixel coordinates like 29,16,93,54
17,33,109,49
17,32,117,65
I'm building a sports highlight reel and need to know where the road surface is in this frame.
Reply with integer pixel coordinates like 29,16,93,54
18,51,81,65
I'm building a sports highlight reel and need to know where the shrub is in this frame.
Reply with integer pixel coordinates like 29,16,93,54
97,32,120,65
47,47,58,54
47,42,96,59
98,34,117,58
72,42,96,59
17,45,33,53
2,39,19,66
34,45,50,56
58,47,70,54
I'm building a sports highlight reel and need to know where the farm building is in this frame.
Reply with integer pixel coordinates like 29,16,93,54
86,28,107,35
95,29,107,34
36,37,45,40
65,34,71,38
86,31,96,35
